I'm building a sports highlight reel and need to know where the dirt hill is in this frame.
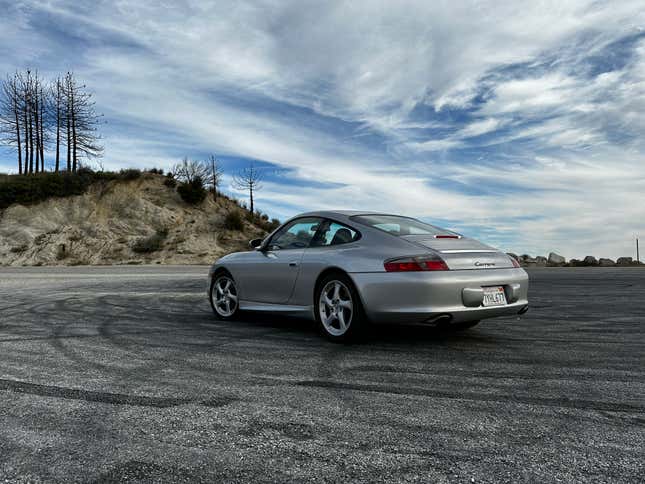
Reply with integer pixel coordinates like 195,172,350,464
0,174,270,266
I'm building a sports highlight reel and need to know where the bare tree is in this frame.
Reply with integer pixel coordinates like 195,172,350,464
30,72,47,173
11,70,51,175
232,164,263,215
63,72,103,172
38,80,47,172
207,155,224,200
2,71,104,175
172,157,209,185
50,77,65,172
24,72,36,174
0,73,23,173
20,73,31,174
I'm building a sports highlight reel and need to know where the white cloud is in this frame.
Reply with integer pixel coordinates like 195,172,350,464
1,0,644,259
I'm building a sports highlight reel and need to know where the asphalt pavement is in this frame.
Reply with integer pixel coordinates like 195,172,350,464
0,266,643,483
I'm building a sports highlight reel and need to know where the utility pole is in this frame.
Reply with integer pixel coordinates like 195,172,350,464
637,238,640,264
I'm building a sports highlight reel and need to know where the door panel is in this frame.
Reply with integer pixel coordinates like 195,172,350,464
239,217,322,304
239,248,305,303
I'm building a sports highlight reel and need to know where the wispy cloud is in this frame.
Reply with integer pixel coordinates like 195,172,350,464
0,0,644,258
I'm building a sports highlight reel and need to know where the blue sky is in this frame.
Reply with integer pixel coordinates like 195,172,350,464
1,0,644,259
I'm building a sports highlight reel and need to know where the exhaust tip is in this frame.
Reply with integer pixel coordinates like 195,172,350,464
517,305,529,315
424,313,453,326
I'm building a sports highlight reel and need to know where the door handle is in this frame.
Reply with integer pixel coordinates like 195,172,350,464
289,261,298,267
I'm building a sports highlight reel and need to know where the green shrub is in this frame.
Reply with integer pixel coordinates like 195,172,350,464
132,228,168,253
177,178,206,204
56,244,68,260
0,172,92,209
256,216,281,233
119,168,142,181
223,210,244,231
268,218,281,231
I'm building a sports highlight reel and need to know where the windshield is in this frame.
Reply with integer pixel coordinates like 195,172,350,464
350,214,457,237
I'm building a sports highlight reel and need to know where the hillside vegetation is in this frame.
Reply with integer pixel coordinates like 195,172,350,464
0,171,276,266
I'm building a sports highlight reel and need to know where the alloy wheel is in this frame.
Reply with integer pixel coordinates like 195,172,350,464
212,275,238,317
319,280,353,336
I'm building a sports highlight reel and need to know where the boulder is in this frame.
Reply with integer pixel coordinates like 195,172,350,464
598,258,615,267
535,256,547,267
617,257,633,266
520,254,536,266
548,252,566,265
568,259,582,267
583,256,598,266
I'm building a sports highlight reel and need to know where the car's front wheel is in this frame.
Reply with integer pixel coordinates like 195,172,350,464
210,272,240,320
315,273,366,342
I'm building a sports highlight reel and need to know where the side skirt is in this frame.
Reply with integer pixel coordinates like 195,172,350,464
239,300,314,318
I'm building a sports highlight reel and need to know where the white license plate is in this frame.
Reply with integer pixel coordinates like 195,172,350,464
482,286,507,307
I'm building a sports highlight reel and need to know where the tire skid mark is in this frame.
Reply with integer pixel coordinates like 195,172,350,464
347,364,645,383
0,377,237,409
295,379,645,413
0,329,202,344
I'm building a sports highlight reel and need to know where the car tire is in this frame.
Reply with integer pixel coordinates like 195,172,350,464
314,272,366,343
209,271,241,321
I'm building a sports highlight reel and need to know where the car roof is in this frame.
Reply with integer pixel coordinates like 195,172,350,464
295,210,392,219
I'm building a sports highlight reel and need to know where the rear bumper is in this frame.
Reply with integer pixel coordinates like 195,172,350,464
349,268,529,324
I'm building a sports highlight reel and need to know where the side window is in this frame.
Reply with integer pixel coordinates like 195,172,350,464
268,218,321,250
312,221,360,247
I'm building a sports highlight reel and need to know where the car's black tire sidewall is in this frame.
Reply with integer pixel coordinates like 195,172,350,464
314,272,366,343
209,272,240,321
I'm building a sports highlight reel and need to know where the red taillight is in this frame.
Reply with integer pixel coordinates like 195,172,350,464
423,260,449,270
434,234,461,239
510,257,521,268
384,260,423,271
384,256,449,272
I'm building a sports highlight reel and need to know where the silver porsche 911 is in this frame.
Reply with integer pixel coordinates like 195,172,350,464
208,211,529,341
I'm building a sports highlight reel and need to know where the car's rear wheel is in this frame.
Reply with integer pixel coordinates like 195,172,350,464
210,273,240,321
315,273,366,342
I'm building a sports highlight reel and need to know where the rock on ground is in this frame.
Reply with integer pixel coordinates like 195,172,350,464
548,252,566,265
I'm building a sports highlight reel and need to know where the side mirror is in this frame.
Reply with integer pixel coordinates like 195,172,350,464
249,238,263,250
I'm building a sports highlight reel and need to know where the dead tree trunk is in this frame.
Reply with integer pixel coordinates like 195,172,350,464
14,88,22,174
71,90,77,173
28,106,34,174
54,79,62,172
22,89,29,175
39,85,45,172
66,89,71,172
1,74,23,174
232,164,263,217
33,85,40,174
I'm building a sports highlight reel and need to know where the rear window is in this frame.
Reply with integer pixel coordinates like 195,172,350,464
350,214,457,237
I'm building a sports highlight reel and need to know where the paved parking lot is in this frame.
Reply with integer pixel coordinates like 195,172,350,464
0,266,643,482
